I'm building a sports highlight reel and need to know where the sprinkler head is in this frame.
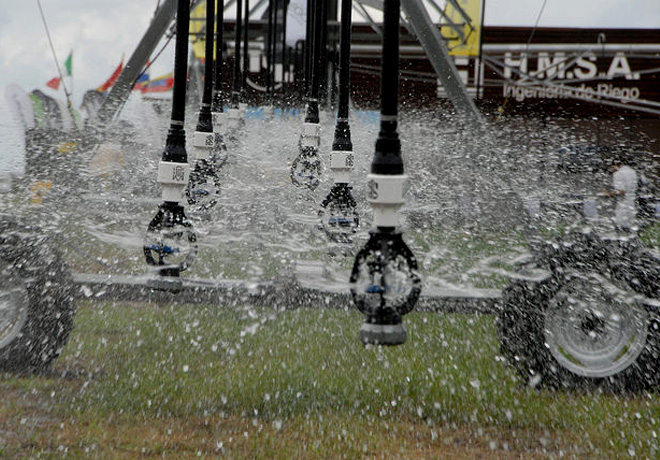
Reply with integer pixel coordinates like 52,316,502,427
318,183,359,243
143,201,198,291
186,131,227,216
350,230,421,346
291,148,322,190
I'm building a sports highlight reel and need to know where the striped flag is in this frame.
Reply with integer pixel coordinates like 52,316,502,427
97,59,124,93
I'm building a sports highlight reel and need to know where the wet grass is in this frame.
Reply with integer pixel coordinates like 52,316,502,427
1,301,658,458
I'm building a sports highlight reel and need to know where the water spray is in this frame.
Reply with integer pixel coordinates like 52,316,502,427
318,0,359,243
350,0,421,346
186,0,225,217
143,0,198,291
290,0,323,190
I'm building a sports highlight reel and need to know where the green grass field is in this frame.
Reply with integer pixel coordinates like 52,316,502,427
1,301,659,458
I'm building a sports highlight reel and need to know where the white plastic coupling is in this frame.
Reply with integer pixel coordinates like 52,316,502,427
330,150,354,184
300,122,321,149
227,107,242,120
366,173,409,228
192,131,215,161
157,160,190,202
213,111,228,128
238,102,248,117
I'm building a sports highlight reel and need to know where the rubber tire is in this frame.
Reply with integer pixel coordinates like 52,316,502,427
0,216,76,373
497,232,660,390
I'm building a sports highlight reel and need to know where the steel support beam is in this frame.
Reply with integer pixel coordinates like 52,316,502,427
92,0,177,127
402,0,484,128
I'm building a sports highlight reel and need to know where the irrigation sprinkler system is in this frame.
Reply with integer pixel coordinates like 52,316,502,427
3,0,660,389
143,0,198,292
290,0,322,190
318,0,359,245
349,0,421,346
186,0,225,218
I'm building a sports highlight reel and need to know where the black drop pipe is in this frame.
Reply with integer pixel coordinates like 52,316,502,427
271,0,280,103
164,0,190,162
212,0,225,113
333,0,352,152
304,0,322,124
318,0,329,105
304,0,314,96
281,0,289,94
266,0,274,101
242,0,250,97
372,0,403,178
231,0,243,108
318,0,357,244
196,0,215,133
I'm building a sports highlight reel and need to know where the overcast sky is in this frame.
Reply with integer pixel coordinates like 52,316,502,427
0,0,658,106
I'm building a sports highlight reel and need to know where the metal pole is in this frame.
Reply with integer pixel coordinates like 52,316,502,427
94,0,177,126
401,0,483,128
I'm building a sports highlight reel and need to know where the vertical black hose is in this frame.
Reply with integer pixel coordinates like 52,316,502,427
242,0,250,96
304,0,322,123
169,0,190,127
213,0,225,113
332,0,352,151
196,0,215,133
371,0,402,176
281,0,288,94
271,0,280,104
318,0,328,105
163,0,190,163
304,0,314,96
231,0,243,107
337,0,351,121
267,0,274,99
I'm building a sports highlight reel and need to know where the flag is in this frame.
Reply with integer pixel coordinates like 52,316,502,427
64,51,73,76
141,73,174,93
97,59,124,93
133,73,150,91
46,77,61,90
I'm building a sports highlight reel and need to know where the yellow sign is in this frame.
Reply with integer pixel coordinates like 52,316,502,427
190,1,221,60
440,0,483,57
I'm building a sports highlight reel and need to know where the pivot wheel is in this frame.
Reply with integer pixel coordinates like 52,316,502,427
545,272,650,379
0,216,76,372
0,262,29,351
498,235,660,390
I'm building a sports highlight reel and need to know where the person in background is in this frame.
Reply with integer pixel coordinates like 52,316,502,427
607,160,638,231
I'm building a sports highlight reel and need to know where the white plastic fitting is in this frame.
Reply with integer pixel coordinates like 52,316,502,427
227,107,242,120
330,150,354,184
366,173,409,227
238,102,248,117
212,111,228,128
157,160,190,202
300,122,321,149
192,131,215,161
